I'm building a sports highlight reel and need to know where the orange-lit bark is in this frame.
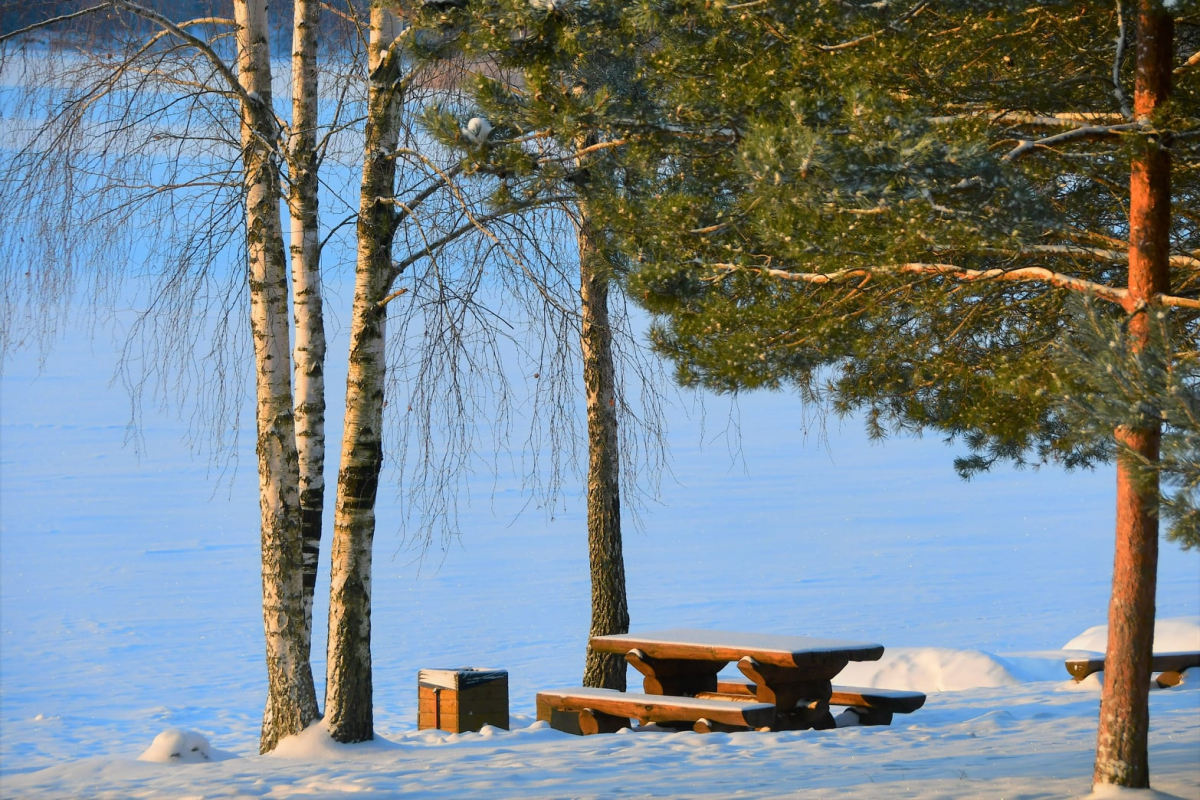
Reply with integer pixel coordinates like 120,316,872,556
1093,0,1172,788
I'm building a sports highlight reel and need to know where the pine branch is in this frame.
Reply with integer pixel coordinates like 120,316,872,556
708,262,1200,310
814,0,932,51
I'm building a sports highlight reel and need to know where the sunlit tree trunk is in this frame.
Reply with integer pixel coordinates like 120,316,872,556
234,0,320,754
1094,0,1172,788
325,6,403,744
576,198,630,691
287,0,326,658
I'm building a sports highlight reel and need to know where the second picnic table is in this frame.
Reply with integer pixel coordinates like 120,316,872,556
589,628,889,730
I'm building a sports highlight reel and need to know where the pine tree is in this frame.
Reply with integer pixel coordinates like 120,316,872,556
457,0,1197,788
405,0,662,689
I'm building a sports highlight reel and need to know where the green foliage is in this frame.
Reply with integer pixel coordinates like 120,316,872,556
531,0,1200,478
1057,298,1200,549
407,0,1200,539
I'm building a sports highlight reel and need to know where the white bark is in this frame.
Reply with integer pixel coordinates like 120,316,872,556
287,0,326,658
235,0,319,754
325,6,403,744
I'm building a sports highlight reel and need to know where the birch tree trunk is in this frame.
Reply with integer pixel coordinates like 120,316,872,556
287,0,326,657
325,7,403,744
1094,0,1172,788
576,199,630,691
234,0,320,754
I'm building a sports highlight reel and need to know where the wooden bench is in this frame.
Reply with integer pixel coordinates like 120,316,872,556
706,680,926,726
536,687,780,735
1065,652,1200,687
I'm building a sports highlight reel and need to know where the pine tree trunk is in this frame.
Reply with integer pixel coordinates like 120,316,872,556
325,7,402,744
1093,1,1172,788
234,0,320,754
287,0,325,659
577,200,630,690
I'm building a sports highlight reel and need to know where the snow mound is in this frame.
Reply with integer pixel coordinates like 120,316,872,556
138,729,232,763
833,647,1019,693
1085,783,1191,799
1063,616,1200,653
270,720,400,760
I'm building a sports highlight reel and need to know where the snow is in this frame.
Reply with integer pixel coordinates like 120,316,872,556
3,284,1200,797
836,647,1019,693
138,729,235,763
1065,618,1200,654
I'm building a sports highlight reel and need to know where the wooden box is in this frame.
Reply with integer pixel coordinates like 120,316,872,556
417,668,509,732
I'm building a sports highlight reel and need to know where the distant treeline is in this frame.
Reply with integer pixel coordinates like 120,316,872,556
1,2,366,52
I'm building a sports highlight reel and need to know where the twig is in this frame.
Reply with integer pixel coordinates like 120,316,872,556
377,287,408,308
815,0,931,52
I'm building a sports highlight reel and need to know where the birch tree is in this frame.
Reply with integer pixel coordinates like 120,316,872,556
285,0,326,654
0,0,322,752
323,6,405,744
232,0,320,752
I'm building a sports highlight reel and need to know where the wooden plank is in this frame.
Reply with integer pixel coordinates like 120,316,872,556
536,688,777,729
714,680,757,697
716,678,926,715
590,629,884,669
1065,651,1200,681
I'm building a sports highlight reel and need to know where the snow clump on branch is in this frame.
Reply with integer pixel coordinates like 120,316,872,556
462,117,493,145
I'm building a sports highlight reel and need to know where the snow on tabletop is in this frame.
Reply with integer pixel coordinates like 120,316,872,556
418,668,507,690
594,628,884,655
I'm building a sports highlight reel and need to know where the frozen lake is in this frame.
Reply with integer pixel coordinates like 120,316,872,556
2,286,1198,795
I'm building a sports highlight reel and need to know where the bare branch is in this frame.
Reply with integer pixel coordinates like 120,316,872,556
109,1,254,116
377,287,409,308
708,261,1200,310
978,245,1200,271
392,195,574,274
814,0,931,52
1113,0,1133,120
0,4,111,44
1001,121,1144,162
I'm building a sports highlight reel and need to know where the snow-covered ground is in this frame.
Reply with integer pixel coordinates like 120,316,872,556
3,302,1200,798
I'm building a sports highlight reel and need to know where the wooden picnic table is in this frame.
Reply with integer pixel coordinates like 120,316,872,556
589,628,885,729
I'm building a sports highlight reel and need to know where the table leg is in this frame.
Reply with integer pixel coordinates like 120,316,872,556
625,648,726,696
738,656,845,731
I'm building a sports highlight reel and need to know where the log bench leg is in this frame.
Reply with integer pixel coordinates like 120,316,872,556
772,699,836,731
693,717,756,734
846,707,894,726
626,648,726,697
538,697,631,735
578,708,630,735
1155,670,1184,689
